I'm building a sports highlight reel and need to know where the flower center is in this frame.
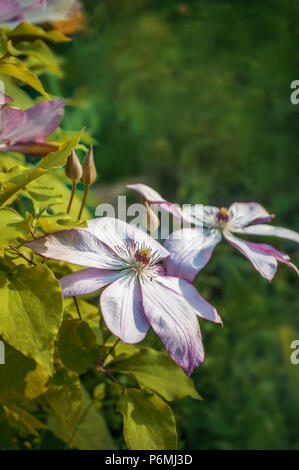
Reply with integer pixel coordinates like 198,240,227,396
134,248,151,266
217,207,229,223
115,242,160,280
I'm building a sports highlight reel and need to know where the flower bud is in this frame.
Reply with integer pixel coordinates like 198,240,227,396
65,150,83,181
81,145,97,186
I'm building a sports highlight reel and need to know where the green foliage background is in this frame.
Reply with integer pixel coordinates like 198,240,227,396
55,0,298,450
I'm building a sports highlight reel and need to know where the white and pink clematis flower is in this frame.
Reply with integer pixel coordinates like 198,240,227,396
0,0,44,24
0,98,65,156
128,184,299,282
24,217,222,376
0,0,81,26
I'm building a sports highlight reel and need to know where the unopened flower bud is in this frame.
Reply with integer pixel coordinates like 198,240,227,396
65,150,83,181
81,145,97,186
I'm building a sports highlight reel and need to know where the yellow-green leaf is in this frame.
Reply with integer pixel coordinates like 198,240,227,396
110,347,201,401
0,264,63,375
117,388,177,450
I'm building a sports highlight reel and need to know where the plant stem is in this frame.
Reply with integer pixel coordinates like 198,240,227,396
96,365,127,389
73,296,82,320
67,180,77,215
9,245,36,266
77,184,89,221
101,338,120,365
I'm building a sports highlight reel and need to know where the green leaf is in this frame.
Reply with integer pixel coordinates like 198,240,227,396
0,406,14,450
110,348,201,401
63,298,102,344
0,264,63,375
7,39,62,77
0,57,50,97
117,388,177,450
46,368,82,438
25,182,63,215
0,344,35,401
48,386,115,450
0,166,46,208
57,319,99,374
3,404,46,437
38,130,83,171
5,22,71,43
0,209,32,248
25,363,50,400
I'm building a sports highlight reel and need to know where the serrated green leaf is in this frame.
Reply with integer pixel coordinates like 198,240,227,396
0,264,63,375
57,319,99,374
109,348,201,401
117,388,177,450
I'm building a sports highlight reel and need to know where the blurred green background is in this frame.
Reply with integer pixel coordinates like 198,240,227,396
48,0,299,450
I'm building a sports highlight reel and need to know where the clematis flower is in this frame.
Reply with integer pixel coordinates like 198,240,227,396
0,0,81,27
128,184,299,282
0,0,44,24
24,217,222,376
0,98,65,156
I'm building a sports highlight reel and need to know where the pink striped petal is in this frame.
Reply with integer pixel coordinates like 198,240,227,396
24,229,124,270
158,276,223,325
100,274,150,344
60,268,124,298
224,231,278,281
86,217,169,260
0,100,64,145
164,228,222,282
0,0,44,23
233,224,299,244
140,276,204,376
229,202,273,229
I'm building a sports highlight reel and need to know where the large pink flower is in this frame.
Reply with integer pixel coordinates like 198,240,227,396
0,0,81,26
0,98,65,156
0,0,44,24
24,217,222,376
128,184,299,282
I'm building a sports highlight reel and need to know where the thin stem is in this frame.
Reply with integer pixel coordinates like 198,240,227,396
67,180,77,215
77,184,89,221
9,245,36,266
73,296,82,320
96,365,127,389
101,338,120,365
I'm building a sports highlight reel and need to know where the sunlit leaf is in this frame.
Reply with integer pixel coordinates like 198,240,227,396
117,388,177,450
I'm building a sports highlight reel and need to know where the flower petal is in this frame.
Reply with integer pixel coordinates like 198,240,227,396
100,273,150,343
86,217,169,260
224,231,278,281
0,0,44,23
164,228,222,282
127,183,184,221
233,224,299,244
157,276,222,325
24,229,124,270
60,268,124,298
228,202,273,229
22,0,80,24
140,276,204,376
0,100,64,145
